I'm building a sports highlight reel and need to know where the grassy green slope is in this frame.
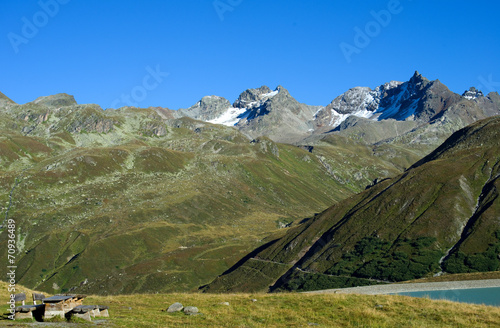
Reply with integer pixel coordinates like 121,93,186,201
204,116,500,293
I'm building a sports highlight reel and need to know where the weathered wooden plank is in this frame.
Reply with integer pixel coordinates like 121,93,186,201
32,293,45,305
14,293,26,306
42,295,73,302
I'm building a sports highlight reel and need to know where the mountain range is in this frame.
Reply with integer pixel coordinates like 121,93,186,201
0,71,499,295
176,71,500,148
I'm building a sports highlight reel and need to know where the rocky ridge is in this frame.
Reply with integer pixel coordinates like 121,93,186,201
173,71,499,148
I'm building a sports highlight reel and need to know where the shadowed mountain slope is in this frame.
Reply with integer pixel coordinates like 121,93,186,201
203,116,500,293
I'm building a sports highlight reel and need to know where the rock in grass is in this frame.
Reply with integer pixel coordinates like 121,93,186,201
183,306,199,315
167,302,184,313
220,302,230,306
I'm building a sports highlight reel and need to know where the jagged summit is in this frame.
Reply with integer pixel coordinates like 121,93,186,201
154,71,499,144
314,71,461,129
462,87,485,100
409,70,427,84
146,72,500,144
233,85,277,109
200,86,290,133
30,93,77,108
177,95,232,121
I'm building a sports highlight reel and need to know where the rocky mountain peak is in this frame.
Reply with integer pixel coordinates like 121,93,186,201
315,71,461,129
178,95,231,121
325,87,379,115
198,95,229,107
409,70,428,84
31,93,77,108
233,86,277,109
408,71,430,89
462,87,484,100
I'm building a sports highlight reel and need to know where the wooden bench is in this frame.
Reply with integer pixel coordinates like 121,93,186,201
67,305,109,322
32,292,45,305
14,304,45,321
14,293,25,306
14,293,44,321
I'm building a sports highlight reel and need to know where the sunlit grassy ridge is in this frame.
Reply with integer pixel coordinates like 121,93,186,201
1,280,499,328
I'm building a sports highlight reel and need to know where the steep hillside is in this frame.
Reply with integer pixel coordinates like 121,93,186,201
203,116,500,293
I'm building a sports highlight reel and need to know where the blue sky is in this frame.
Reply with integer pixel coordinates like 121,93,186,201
1,0,499,109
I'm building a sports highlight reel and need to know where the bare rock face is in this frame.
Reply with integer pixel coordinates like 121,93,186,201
235,86,317,143
63,105,116,134
462,87,484,100
31,93,77,108
178,96,232,121
167,71,499,146
315,72,461,129
233,86,273,109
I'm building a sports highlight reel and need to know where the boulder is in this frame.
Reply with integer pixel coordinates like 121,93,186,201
183,306,199,315
166,302,183,313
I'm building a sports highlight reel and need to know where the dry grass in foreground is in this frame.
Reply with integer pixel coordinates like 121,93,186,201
2,288,500,327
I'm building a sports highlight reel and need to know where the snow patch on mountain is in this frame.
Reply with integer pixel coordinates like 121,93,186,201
328,108,373,127
207,87,281,126
319,79,428,128
374,83,415,120
237,89,279,109
318,81,405,128
462,87,484,100
208,107,249,126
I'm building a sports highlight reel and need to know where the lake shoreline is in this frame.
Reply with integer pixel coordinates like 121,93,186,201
304,279,500,295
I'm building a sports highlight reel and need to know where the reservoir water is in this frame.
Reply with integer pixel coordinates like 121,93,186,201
394,287,500,307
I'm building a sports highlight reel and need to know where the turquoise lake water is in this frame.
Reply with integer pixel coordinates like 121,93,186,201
394,287,500,307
